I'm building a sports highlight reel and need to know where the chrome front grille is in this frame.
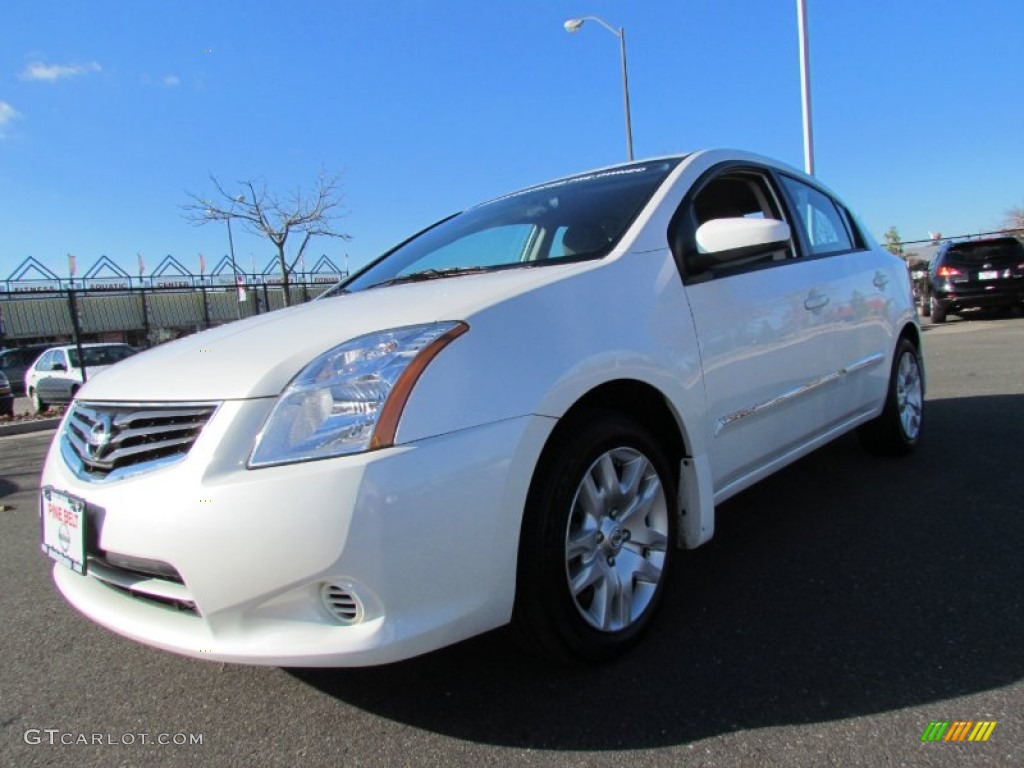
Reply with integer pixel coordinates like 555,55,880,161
61,401,219,481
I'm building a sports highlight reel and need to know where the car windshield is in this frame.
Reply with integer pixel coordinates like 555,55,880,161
69,346,134,368
336,159,681,293
947,238,1024,265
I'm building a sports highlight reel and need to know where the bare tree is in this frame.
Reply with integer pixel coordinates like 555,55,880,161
183,169,350,306
1002,203,1024,235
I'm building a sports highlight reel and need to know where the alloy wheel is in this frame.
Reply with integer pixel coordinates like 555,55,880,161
564,446,670,632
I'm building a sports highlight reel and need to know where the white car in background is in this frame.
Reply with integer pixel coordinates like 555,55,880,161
25,343,136,413
39,149,923,667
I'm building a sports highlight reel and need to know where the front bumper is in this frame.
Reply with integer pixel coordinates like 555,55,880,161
42,399,553,666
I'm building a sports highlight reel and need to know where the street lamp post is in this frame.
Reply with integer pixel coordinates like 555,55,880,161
564,16,634,161
796,0,815,175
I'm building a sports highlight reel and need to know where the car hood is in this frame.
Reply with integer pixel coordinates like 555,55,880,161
78,264,585,402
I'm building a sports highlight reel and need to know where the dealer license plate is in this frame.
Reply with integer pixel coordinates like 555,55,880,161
978,270,999,280
41,488,87,574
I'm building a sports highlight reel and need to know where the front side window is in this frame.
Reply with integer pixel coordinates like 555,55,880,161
339,160,681,293
674,168,794,277
779,175,854,256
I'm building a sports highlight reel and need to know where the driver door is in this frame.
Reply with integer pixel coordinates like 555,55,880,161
675,167,840,497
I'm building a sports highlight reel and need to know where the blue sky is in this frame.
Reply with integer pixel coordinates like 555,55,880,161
2,0,1021,280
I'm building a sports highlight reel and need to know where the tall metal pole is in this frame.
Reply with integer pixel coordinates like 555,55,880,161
67,289,88,383
565,16,635,162
796,0,815,175
619,26,634,162
226,218,242,319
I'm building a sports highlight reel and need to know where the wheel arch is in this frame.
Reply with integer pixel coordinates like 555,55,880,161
529,378,715,550
556,379,689,463
899,321,921,350
897,322,925,395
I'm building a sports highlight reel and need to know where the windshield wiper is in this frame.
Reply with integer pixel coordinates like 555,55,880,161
368,266,491,289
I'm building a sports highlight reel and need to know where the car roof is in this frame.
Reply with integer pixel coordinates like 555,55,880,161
45,343,132,352
1,342,51,352
947,236,1021,247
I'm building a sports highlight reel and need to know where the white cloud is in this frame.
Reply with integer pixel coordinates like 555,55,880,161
162,74,181,87
0,101,20,137
19,61,102,82
0,101,19,123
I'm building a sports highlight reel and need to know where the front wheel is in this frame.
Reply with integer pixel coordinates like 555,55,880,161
857,338,924,455
512,412,677,662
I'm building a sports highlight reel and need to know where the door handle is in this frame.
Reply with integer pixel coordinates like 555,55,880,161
804,291,830,311
873,271,889,289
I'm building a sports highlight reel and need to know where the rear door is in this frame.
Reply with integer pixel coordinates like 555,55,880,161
775,174,896,425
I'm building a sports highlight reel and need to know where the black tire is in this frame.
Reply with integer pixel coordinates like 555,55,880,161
857,338,924,456
920,294,932,317
930,300,947,323
512,411,677,662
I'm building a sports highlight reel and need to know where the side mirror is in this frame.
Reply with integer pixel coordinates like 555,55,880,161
51,362,67,372
690,218,792,272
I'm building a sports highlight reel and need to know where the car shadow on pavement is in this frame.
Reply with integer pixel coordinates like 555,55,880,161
920,306,1024,330
290,394,1024,750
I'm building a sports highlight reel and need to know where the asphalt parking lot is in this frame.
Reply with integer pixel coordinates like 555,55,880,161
1,314,1021,768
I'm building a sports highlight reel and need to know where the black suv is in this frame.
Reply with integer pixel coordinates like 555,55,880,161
923,237,1024,323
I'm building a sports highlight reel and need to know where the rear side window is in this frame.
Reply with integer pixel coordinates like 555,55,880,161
945,239,1024,266
779,175,854,256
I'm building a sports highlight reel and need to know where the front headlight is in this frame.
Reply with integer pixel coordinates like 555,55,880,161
249,322,468,467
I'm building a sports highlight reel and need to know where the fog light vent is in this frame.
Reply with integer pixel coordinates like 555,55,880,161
320,583,362,625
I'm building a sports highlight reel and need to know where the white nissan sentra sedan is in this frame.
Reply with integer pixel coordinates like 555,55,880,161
40,150,924,666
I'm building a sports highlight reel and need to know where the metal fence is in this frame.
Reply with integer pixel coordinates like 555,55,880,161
0,277,339,347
